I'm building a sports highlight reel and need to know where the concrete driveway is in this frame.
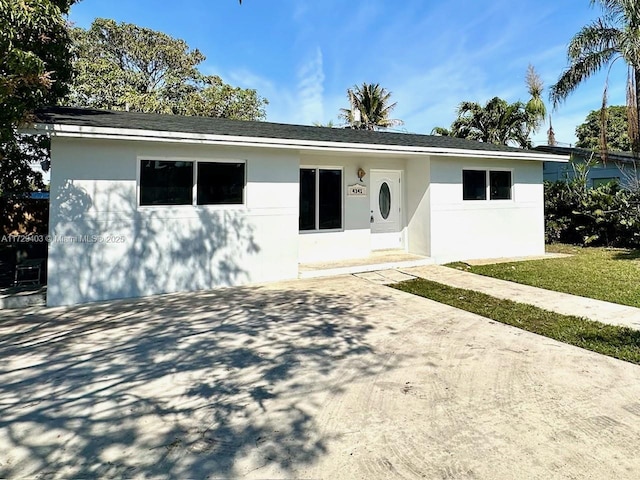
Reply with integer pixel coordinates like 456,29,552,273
1,275,640,479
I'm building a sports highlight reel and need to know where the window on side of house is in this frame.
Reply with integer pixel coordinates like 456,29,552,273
197,162,245,205
140,160,194,206
299,168,342,231
592,177,619,188
299,168,316,231
462,169,513,201
139,159,246,206
318,169,342,229
462,170,487,200
490,170,512,200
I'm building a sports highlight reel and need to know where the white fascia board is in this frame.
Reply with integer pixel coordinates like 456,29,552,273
34,123,569,163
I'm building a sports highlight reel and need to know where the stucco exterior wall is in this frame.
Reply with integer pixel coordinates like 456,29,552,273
47,137,299,306
47,135,549,305
405,156,431,257
297,153,407,262
428,156,544,263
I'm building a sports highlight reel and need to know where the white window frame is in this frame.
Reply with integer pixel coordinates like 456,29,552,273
462,168,514,202
299,165,344,233
137,156,247,209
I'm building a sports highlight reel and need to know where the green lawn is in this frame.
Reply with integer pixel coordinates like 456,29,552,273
392,278,640,365
447,244,640,308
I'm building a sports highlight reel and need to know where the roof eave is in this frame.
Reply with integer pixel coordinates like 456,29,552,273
31,123,569,162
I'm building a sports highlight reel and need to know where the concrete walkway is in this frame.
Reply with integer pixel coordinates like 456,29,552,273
396,265,640,331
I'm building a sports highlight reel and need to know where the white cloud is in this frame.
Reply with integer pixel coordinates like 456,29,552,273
214,49,329,126
391,63,481,134
221,67,277,100
172,0,633,145
217,66,295,121
295,47,325,125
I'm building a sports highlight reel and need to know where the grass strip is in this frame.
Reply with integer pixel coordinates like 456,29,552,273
392,278,640,365
445,245,640,308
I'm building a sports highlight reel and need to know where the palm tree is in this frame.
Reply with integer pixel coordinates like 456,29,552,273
525,64,547,134
312,120,336,128
550,0,640,155
339,83,403,130
547,116,557,146
430,126,452,136
435,97,533,148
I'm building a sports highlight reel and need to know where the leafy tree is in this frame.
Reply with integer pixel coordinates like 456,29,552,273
339,83,403,130
432,97,533,148
550,0,640,155
576,106,631,151
1,0,73,128
181,75,267,121
66,18,268,121
0,0,75,195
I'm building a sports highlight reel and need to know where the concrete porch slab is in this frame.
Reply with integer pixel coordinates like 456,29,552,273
0,285,46,309
353,269,418,285
299,250,434,279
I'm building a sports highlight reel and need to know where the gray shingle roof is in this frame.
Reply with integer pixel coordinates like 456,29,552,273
535,145,637,164
35,107,541,155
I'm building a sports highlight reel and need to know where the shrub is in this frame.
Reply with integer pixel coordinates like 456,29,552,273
545,177,640,248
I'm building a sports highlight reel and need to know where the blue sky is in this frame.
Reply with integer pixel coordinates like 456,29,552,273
68,0,631,146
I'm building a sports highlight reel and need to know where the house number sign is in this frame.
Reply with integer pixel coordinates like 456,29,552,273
347,184,367,196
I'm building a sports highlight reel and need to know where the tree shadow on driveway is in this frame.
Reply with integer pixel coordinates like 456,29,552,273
0,281,399,478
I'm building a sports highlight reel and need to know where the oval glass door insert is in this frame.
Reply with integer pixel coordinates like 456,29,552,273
379,182,391,219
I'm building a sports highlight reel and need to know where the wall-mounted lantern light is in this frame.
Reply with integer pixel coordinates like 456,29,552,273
357,167,366,182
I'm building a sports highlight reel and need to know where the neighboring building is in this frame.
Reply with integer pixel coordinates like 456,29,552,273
29,157,51,186
536,145,640,188
33,107,567,306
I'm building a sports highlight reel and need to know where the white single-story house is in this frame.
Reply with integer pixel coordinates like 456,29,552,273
32,107,567,306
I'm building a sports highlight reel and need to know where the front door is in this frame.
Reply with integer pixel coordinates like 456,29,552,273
370,170,403,250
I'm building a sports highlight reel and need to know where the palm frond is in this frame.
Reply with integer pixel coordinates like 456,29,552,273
448,97,531,147
590,0,625,20
550,49,617,106
555,0,640,157
567,22,620,60
340,82,403,130
431,126,451,136
525,65,546,133
526,64,543,97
